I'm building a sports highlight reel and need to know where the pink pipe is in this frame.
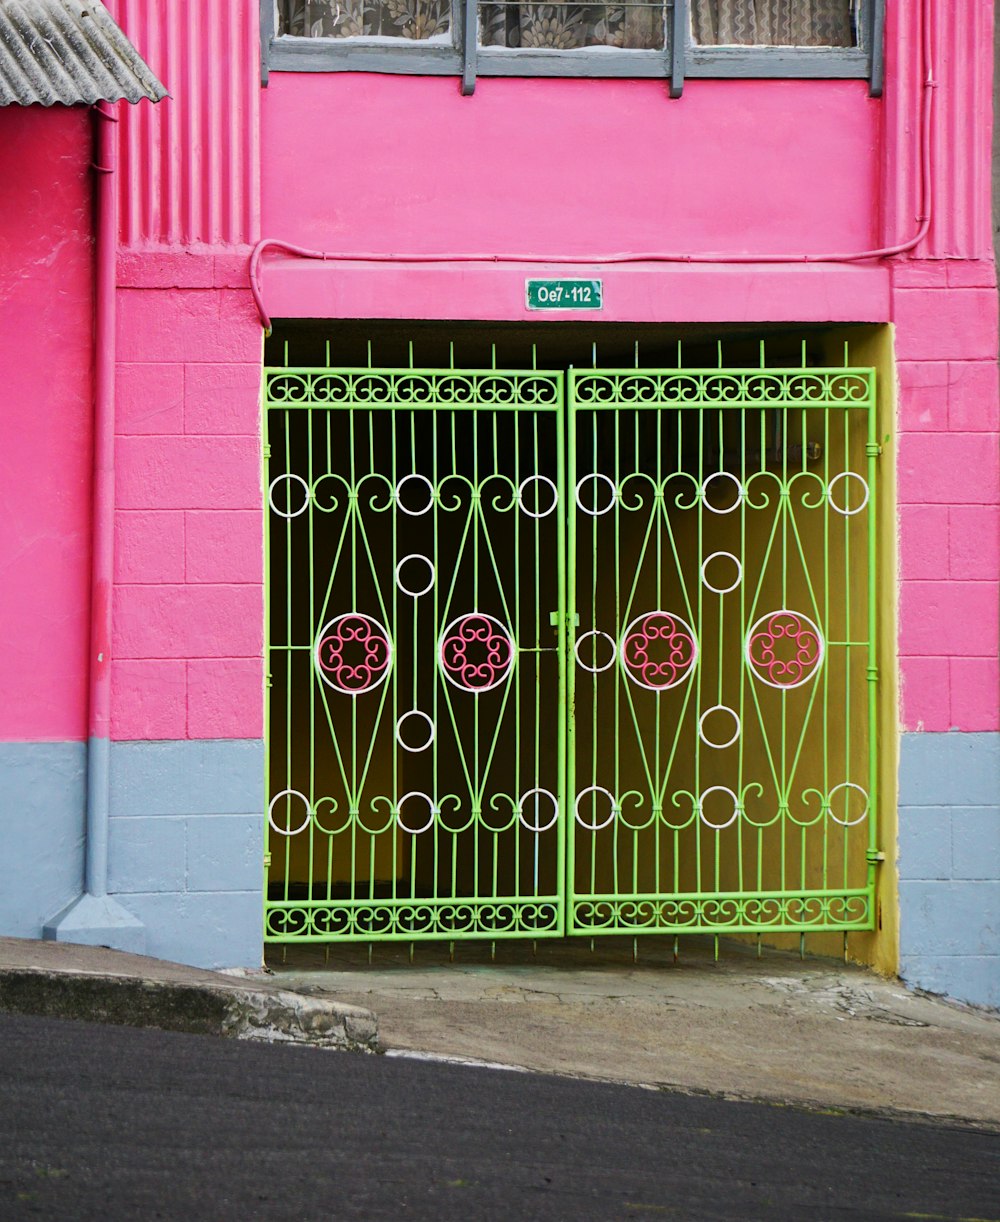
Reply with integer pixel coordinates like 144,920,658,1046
250,0,936,335
85,100,119,898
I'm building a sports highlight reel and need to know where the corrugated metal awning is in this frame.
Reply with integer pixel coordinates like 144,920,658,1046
0,0,166,106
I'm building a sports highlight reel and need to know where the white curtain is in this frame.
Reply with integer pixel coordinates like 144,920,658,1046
691,0,856,46
479,1,666,50
278,0,451,39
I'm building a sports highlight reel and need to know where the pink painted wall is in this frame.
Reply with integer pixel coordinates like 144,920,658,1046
251,8,998,739
894,262,1000,734
884,0,995,258
112,0,260,249
261,77,881,262
887,0,1000,734
110,258,263,741
108,0,265,743
0,106,93,742
101,0,997,743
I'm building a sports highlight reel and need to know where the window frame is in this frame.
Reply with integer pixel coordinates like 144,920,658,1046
261,0,885,98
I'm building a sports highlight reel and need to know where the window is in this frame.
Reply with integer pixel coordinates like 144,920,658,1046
479,1,672,52
692,1,857,47
277,0,452,41
262,0,884,96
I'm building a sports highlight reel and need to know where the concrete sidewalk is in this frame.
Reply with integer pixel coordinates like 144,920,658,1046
3,934,998,1129
270,937,1000,1129
0,936,377,1052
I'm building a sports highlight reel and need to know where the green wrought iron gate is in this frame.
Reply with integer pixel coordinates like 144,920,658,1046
265,356,879,944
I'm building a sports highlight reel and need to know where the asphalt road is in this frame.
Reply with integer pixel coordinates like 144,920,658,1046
1,1013,998,1221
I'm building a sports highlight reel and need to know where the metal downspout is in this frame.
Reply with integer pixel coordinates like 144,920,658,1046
43,102,144,951
86,100,117,899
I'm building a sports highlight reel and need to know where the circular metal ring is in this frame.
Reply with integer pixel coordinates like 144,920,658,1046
396,791,436,835
698,704,742,750
267,789,311,837
700,550,743,595
620,611,699,692
701,471,744,515
394,473,435,516
698,785,740,830
827,782,870,827
518,788,559,834
574,785,617,832
574,630,617,674
395,710,435,754
439,612,515,694
314,612,393,696
517,475,559,519
827,471,870,517
744,608,825,691
268,473,309,519
394,554,435,598
575,473,617,517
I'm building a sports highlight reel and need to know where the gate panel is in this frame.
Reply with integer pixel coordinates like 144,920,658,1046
265,366,566,942
568,365,879,937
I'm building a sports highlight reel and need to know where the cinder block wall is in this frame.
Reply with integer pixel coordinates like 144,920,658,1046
898,735,1000,1007
893,265,1000,1009
104,0,266,968
108,260,264,967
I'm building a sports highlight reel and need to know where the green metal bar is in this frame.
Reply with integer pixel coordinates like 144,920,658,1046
556,373,568,936
566,368,578,931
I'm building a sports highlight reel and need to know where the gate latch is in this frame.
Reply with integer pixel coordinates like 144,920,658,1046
550,612,581,628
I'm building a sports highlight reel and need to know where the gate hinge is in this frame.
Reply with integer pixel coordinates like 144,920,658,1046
263,444,272,459
866,666,879,683
865,442,882,458
263,852,272,868
866,850,885,864
265,673,273,689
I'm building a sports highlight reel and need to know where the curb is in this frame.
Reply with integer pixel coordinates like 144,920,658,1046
0,966,379,1052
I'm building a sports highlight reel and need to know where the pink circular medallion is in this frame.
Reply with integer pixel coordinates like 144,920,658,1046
439,613,515,693
315,613,392,695
745,610,824,689
620,612,698,691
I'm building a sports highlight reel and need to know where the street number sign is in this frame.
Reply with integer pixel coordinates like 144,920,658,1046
526,279,603,311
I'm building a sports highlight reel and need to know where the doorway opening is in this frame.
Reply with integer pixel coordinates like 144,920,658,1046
264,322,883,953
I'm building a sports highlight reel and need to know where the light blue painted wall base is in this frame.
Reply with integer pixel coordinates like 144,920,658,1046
43,892,145,955
0,742,86,940
0,739,264,971
106,739,265,970
898,732,1000,1010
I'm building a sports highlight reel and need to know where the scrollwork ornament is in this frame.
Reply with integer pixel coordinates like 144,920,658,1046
266,372,309,404
665,789,699,830
617,789,655,831
312,796,353,837
745,609,824,689
315,612,392,695
309,472,350,514
620,611,698,691
786,469,828,511
439,613,515,693
358,795,396,835
479,793,518,834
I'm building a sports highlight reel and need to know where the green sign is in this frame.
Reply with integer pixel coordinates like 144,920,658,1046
526,279,603,311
